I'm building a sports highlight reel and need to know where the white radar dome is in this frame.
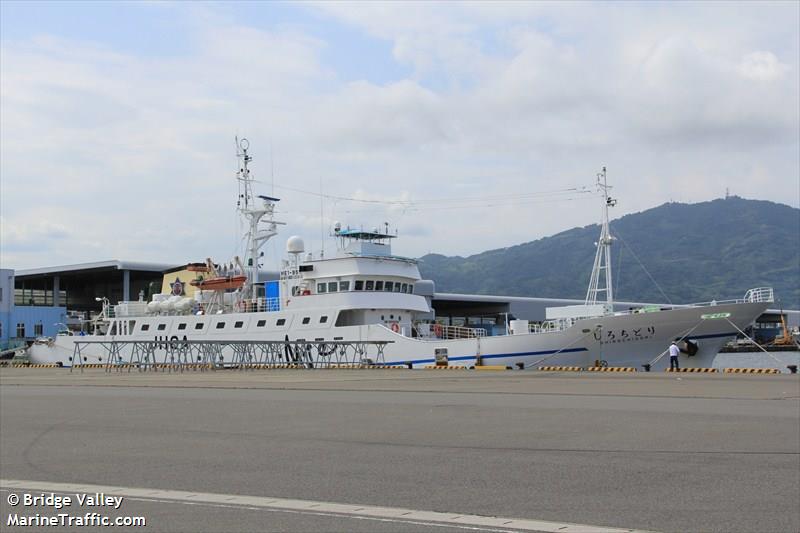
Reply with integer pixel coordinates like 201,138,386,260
286,236,305,254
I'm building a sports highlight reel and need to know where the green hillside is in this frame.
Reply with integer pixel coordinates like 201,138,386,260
418,197,800,308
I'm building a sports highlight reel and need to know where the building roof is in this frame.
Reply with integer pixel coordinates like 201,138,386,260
14,260,180,278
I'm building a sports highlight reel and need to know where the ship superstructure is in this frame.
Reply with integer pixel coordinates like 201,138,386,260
28,141,602,368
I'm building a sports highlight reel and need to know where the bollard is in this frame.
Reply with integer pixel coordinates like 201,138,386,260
642,363,651,372
406,362,413,369
516,362,525,370
788,365,798,374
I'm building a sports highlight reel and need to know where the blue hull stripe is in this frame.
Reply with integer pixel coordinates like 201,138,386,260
379,346,589,367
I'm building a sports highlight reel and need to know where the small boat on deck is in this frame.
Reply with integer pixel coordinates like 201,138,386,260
190,275,247,291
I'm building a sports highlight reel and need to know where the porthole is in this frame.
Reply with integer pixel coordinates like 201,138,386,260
216,322,225,329
277,318,286,326
195,323,204,330
302,317,310,325
178,323,187,330
257,319,266,327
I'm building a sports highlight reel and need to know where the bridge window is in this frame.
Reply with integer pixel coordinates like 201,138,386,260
302,317,310,325
320,316,328,323
328,282,338,292
317,283,327,294
365,280,374,290
215,322,225,329
256,319,267,327
276,318,286,326
234,321,244,328
402,283,410,293
339,281,350,291
195,323,204,330
354,280,364,291
394,283,401,292
384,281,394,292
178,323,187,331
141,324,150,331
157,324,166,331
375,281,384,291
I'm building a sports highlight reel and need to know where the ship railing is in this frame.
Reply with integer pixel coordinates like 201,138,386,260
239,297,281,313
743,287,774,303
670,287,775,309
563,286,777,321
417,324,487,339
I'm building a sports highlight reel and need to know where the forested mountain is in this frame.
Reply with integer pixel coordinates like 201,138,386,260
418,197,800,308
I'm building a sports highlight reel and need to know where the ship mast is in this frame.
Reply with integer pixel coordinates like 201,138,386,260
236,137,285,300
585,167,616,307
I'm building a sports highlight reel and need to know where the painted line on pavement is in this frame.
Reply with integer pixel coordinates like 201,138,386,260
1,479,655,533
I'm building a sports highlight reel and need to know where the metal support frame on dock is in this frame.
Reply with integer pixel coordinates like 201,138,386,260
70,339,392,373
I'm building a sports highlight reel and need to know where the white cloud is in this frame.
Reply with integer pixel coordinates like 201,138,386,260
1,2,797,271
738,51,790,81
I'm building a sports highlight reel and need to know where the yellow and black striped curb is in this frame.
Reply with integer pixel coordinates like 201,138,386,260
538,366,583,372
423,365,469,370
8,363,59,368
664,368,718,373
586,367,638,372
723,368,781,374
473,365,512,371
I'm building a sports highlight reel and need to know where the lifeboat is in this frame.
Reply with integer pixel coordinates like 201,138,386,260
186,263,211,272
190,275,247,290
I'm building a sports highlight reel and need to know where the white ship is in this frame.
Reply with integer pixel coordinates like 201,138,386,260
29,147,771,370
542,168,773,370
29,140,602,368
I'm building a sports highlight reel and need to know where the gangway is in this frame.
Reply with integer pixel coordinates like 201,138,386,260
70,339,393,373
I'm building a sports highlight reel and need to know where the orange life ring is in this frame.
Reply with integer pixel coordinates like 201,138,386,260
302,289,311,296
433,323,443,337
390,322,400,333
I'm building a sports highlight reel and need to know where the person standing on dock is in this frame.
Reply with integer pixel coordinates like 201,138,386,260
669,341,680,370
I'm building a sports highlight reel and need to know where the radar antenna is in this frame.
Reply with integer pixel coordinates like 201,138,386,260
585,167,616,308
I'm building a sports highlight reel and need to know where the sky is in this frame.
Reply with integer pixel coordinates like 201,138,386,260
1,1,798,271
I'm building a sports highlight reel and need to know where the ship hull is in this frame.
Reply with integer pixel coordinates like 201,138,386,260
28,302,768,370
29,317,601,369
594,301,770,370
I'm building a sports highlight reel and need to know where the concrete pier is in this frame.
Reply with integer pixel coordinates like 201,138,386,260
1,368,798,532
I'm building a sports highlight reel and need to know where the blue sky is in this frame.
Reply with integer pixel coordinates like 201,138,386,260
1,1,798,270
